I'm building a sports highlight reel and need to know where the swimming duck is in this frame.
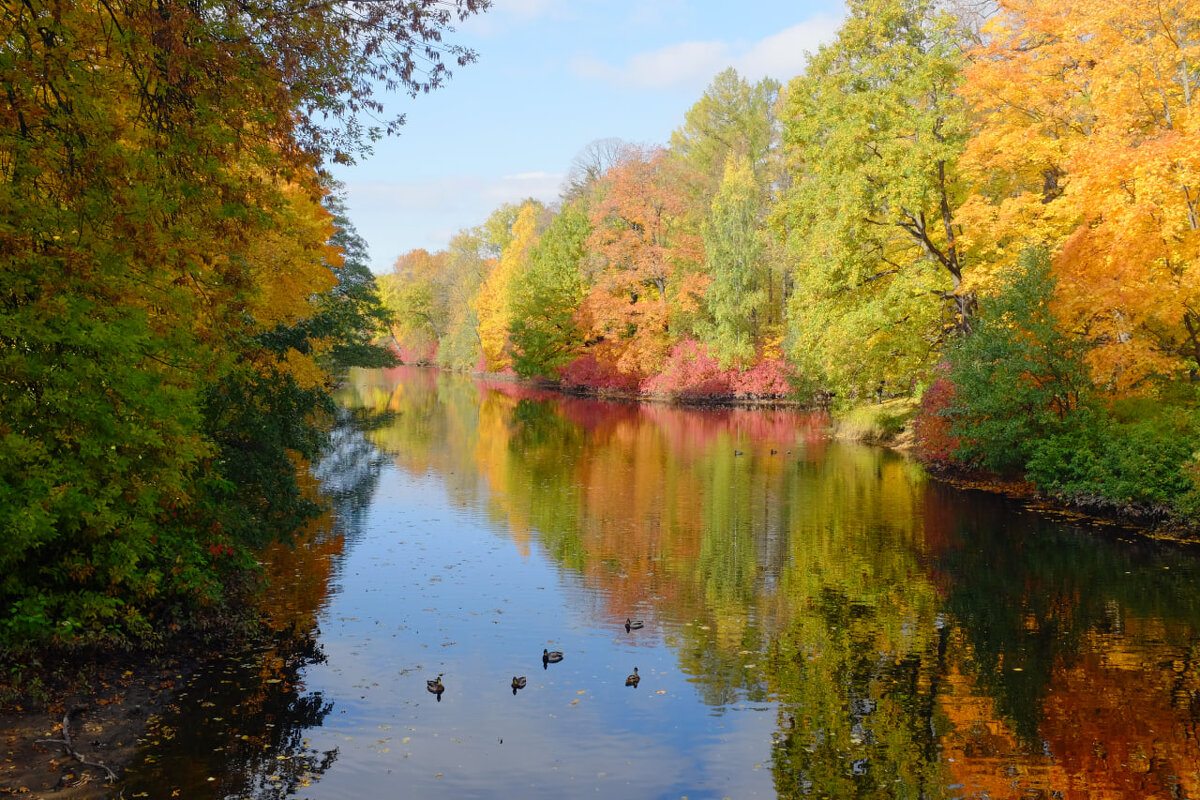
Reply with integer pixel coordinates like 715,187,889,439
511,675,527,695
427,674,444,701
625,667,640,687
625,618,644,632
543,648,564,667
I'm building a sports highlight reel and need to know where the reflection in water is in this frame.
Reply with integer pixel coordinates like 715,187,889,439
119,366,1200,799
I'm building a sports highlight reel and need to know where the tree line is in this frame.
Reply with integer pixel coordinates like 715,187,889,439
381,0,1200,525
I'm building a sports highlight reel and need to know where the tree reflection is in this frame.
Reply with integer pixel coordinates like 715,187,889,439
333,366,1200,799
119,626,338,799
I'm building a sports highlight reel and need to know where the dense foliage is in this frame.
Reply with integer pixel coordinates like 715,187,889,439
0,0,486,655
379,0,1200,526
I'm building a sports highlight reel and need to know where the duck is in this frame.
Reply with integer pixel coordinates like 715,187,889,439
625,618,644,632
511,675,527,695
427,674,444,701
625,667,640,687
542,648,564,667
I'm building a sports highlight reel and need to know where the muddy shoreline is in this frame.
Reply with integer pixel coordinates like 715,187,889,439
1,654,202,799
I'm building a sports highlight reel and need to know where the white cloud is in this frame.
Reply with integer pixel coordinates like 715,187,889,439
571,12,844,90
572,41,727,90
465,0,574,35
503,170,559,182
734,16,843,82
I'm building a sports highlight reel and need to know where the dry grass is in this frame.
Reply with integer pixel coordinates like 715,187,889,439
833,397,920,446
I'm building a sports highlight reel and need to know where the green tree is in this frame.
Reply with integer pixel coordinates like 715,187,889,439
670,68,781,198
0,0,487,653
298,194,397,373
436,230,492,370
774,0,970,398
701,155,767,368
380,248,447,359
945,249,1092,474
509,204,592,378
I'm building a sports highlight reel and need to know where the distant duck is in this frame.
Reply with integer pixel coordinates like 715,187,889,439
625,667,640,687
511,675,527,695
543,648,563,668
734,450,744,456
770,449,778,455
427,674,444,701
625,618,644,632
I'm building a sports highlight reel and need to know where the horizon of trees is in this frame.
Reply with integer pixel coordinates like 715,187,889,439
378,0,1200,521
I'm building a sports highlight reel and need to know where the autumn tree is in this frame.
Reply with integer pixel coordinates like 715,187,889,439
774,0,971,398
957,0,1200,391
380,248,449,361
509,203,592,378
702,155,768,368
582,146,706,378
561,138,629,205
0,0,487,651
435,229,494,370
475,201,544,371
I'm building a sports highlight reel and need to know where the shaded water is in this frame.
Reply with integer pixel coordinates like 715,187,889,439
120,366,1200,799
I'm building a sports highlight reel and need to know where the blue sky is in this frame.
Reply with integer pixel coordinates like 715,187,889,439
329,0,847,275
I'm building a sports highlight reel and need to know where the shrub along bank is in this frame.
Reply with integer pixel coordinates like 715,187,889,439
912,250,1200,532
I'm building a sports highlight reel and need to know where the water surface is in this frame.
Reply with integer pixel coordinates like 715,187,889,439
121,366,1200,799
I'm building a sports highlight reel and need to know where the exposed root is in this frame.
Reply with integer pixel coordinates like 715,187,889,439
34,706,118,783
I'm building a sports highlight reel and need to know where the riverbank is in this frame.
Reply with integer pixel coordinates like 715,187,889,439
0,653,201,799
823,395,1200,543
490,369,1200,542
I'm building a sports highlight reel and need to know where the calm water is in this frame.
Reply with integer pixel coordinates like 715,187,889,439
120,366,1200,799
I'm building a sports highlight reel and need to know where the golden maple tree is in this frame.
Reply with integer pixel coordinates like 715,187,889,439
958,0,1200,389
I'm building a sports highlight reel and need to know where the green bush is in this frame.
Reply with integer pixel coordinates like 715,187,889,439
1027,410,1200,518
945,248,1092,475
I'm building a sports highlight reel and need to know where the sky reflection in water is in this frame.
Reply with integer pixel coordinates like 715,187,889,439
120,366,1200,800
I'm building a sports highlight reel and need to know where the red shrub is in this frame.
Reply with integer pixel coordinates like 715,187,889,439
912,363,960,465
559,353,641,393
641,340,730,397
641,340,797,399
393,338,438,366
729,355,795,397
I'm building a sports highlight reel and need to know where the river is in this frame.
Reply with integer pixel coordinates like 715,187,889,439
118,365,1200,799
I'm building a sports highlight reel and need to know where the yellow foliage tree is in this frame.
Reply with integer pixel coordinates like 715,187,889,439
474,202,541,371
243,181,341,389
958,0,1200,390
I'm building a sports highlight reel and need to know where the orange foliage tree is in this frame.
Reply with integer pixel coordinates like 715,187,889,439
958,0,1200,390
582,146,706,379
